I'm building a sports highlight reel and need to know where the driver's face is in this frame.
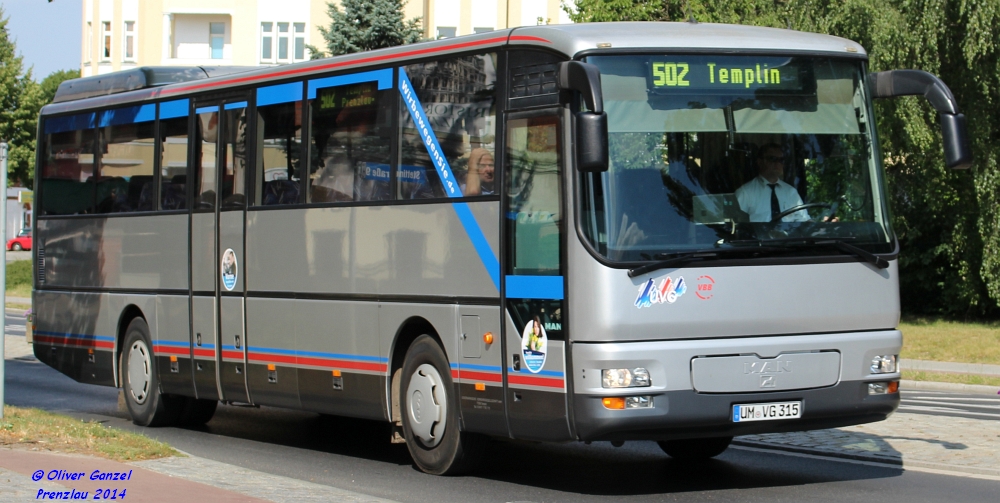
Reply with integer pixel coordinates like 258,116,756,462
758,148,785,183
477,154,495,184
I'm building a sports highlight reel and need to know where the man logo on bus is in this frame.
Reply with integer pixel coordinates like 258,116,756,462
634,276,686,309
221,249,237,291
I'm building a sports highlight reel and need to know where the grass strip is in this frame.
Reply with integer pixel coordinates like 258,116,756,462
0,406,178,462
5,302,31,311
899,317,1000,366
902,370,1000,387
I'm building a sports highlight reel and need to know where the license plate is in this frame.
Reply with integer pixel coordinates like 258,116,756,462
732,401,802,422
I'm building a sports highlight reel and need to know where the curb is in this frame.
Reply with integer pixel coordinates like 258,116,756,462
902,358,1000,377
901,379,999,395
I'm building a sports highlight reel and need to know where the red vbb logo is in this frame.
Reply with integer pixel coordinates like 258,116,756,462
696,275,715,300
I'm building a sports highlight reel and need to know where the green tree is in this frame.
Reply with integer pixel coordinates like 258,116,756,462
38,69,80,104
566,0,1000,317
310,0,423,58
0,7,44,186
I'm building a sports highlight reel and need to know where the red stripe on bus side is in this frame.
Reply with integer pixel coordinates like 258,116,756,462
507,374,565,389
295,355,386,372
158,35,550,96
456,370,503,383
35,335,114,350
192,348,215,358
153,346,189,356
221,350,243,360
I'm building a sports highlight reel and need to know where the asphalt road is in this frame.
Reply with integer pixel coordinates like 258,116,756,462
3,321,998,502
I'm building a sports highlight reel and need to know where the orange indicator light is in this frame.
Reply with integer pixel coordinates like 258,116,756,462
267,364,276,371
888,381,899,393
602,397,626,410
483,332,494,345
332,370,342,377
475,383,486,391
170,356,178,362
88,349,94,354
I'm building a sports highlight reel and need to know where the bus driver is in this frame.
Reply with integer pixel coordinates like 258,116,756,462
735,143,809,222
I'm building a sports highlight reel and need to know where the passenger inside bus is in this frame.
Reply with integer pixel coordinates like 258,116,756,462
462,148,495,196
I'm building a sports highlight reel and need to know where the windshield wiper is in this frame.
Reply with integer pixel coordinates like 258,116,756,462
627,248,778,278
730,237,889,269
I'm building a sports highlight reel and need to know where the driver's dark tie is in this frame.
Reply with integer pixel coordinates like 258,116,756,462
768,183,780,221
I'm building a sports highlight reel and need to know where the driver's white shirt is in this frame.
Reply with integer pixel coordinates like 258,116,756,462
735,176,809,222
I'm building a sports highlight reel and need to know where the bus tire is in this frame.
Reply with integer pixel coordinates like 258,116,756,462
400,335,482,475
121,318,181,427
177,397,218,426
657,436,733,460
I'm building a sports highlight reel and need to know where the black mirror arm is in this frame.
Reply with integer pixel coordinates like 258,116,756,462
557,61,604,114
868,70,957,114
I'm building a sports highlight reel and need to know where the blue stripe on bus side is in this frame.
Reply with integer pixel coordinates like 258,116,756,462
505,275,565,300
195,105,219,115
223,101,248,110
159,99,189,119
398,68,501,291
308,68,393,98
44,112,96,134
99,104,156,127
257,82,302,106
507,367,565,378
247,346,387,363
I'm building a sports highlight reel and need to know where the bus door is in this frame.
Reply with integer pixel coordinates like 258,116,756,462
503,110,573,441
190,95,251,403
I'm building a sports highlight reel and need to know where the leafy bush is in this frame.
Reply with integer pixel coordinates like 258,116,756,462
6,259,32,288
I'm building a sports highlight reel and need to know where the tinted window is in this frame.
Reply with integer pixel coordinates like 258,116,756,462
40,114,96,215
194,108,219,210
95,107,155,213
159,116,189,210
220,105,249,208
309,82,392,203
257,100,303,205
399,53,498,199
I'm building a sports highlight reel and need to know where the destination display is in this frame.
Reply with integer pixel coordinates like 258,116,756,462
316,82,377,111
646,56,809,94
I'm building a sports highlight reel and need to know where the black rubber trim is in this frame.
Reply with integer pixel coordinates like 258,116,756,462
37,210,189,220
574,48,869,61
245,290,500,306
249,194,500,211
34,286,188,296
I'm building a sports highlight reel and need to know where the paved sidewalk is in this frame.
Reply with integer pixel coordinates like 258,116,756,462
902,358,1000,377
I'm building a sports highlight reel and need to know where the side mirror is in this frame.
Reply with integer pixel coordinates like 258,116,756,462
869,70,973,169
558,61,609,172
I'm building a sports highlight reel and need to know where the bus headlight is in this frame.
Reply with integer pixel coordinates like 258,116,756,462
870,355,897,374
602,368,650,388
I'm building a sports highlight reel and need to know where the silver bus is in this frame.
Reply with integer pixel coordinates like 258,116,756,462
31,22,971,475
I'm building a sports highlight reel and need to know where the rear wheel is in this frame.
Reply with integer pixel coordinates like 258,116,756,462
400,335,482,475
658,436,733,460
121,318,181,426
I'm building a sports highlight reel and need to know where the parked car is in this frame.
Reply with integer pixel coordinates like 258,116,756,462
7,228,31,251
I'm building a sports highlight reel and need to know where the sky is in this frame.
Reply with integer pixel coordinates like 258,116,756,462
2,0,82,80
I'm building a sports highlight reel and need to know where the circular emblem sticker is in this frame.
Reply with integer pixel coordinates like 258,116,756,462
520,315,547,374
221,248,237,291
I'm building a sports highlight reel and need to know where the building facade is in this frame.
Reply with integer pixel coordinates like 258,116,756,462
80,0,571,76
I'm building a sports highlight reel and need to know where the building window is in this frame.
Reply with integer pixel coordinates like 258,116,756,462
277,22,289,61
102,21,111,60
210,22,225,59
436,27,457,39
261,22,273,62
123,21,136,61
294,23,305,60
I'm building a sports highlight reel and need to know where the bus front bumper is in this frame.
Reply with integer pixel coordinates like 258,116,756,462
570,330,902,442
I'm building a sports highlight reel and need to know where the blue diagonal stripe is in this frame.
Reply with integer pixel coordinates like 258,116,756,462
398,68,501,290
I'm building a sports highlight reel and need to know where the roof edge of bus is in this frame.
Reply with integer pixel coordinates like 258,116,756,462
51,66,261,104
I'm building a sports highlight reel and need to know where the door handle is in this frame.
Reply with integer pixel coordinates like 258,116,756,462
512,354,521,371
234,335,241,349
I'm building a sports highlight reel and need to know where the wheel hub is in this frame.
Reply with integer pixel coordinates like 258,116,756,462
127,340,151,405
406,363,447,447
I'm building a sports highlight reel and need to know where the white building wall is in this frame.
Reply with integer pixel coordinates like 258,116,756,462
521,0,548,26
434,0,461,37
173,14,231,62
471,0,498,31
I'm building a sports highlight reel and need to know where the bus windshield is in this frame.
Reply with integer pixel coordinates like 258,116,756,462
579,54,893,263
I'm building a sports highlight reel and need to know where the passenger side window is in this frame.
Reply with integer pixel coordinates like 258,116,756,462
309,81,392,203
40,113,97,215
193,107,219,210
507,113,562,274
95,105,155,213
399,53,498,199
256,84,303,206
220,104,248,209
159,115,189,211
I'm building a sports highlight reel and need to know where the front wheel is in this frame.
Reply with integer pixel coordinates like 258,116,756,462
400,335,482,475
658,436,733,460
11,243,22,251
121,318,182,426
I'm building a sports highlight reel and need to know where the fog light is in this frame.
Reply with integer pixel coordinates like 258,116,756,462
602,368,651,388
625,396,652,409
868,382,888,394
870,355,897,374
